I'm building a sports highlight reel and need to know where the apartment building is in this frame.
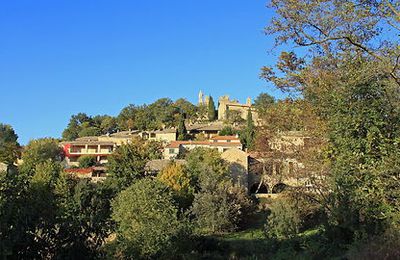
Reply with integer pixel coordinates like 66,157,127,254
62,137,115,167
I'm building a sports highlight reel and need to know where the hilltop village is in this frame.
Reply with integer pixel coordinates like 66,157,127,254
58,91,308,196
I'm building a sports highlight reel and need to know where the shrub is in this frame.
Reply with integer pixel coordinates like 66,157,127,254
78,155,97,168
265,192,321,240
191,166,253,234
111,178,187,258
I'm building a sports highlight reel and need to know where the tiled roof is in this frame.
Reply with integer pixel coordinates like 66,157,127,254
145,159,186,171
210,135,240,140
166,140,242,149
62,140,115,146
149,128,177,134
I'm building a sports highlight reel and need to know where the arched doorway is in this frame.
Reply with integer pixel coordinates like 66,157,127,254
250,183,269,194
272,183,287,193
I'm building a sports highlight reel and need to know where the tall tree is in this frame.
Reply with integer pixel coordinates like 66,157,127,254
0,123,20,166
264,0,400,243
241,110,255,149
207,96,216,121
177,113,187,141
20,138,64,175
254,93,275,116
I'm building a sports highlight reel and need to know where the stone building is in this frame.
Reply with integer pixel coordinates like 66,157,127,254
198,90,210,106
217,95,258,122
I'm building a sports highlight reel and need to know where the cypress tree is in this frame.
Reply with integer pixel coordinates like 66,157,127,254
177,113,187,141
242,109,255,149
208,96,216,121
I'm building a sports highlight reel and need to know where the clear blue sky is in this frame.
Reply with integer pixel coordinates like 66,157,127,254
0,0,287,144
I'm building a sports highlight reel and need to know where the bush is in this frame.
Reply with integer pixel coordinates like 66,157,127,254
347,227,400,260
111,178,188,258
191,166,253,234
78,155,97,168
265,192,321,240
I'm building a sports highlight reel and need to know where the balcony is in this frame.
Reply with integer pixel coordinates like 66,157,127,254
68,146,113,155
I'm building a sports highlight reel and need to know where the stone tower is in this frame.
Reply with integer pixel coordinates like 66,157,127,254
246,97,252,105
198,90,204,105
204,95,210,106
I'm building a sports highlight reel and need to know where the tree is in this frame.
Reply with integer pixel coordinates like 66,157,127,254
107,138,162,190
264,0,400,242
240,109,255,149
54,175,114,258
219,126,237,136
157,162,193,210
117,104,138,131
0,123,20,166
62,113,92,140
265,0,400,88
185,147,228,190
191,166,252,234
111,178,186,258
78,155,97,168
0,166,30,258
225,110,245,125
174,98,198,123
177,113,187,141
93,115,118,134
207,96,216,121
20,138,64,175
254,93,275,116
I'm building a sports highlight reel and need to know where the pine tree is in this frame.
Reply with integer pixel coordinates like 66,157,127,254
208,96,216,121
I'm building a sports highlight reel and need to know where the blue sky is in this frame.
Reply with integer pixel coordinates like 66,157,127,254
0,0,287,144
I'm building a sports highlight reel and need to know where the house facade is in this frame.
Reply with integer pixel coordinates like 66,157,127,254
163,135,243,159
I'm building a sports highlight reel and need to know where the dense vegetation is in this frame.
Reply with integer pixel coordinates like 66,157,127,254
1,1,400,259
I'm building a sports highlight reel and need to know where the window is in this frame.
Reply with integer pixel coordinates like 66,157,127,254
227,140,231,143
150,133,156,138
169,148,176,154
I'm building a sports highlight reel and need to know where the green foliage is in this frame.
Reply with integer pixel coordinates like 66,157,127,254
117,98,198,131
157,161,194,210
107,138,162,190
225,109,245,125
0,166,31,258
0,123,20,165
185,147,228,189
62,113,118,140
265,192,323,241
207,96,216,121
20,138,63,175
174,98,198,122
1,160,113,258
321,61,400,241
254,92,275,115
78,155,97,168
219,126,237,136
190,160,252,234
111,178,187,259
177,113,187,141
54,175,114,258
240,109,255,149
265,196,302,240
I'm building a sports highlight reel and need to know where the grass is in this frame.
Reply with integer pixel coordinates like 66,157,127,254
184,206,346,260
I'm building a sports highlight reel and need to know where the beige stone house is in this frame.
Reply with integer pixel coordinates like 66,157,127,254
142,128,177,143
221,148,249,190
163,135,243,160
217,95,258,122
